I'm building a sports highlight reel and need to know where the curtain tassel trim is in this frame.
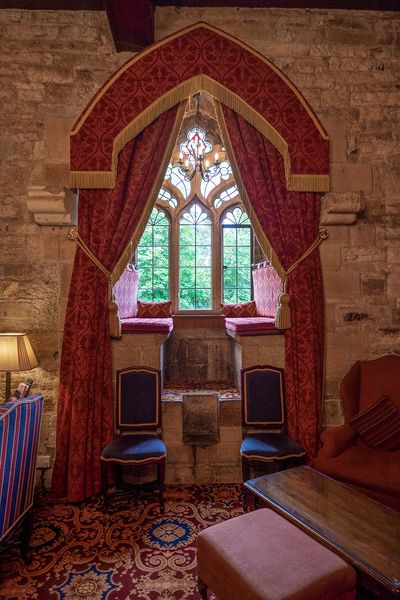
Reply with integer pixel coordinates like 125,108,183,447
275,227,329,330
67,228,121,339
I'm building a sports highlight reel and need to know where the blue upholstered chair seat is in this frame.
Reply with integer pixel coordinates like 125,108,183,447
241,433,306,460
102,434,166,462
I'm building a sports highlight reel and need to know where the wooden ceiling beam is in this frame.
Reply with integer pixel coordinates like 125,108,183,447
104,0,154,52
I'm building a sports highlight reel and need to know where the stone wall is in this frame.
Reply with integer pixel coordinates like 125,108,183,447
0,7,399,481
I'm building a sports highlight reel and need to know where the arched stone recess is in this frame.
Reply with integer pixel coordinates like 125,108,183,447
70,23,329,193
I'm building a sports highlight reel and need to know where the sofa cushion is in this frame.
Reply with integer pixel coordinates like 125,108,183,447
113,268,138,318
121,317,173,334
359,355,400,412
312,444,400,496
348,395,400,450
225,317,279,335
137,300,172,318
221,300,257,317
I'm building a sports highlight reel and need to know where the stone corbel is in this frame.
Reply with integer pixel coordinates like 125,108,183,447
27,186,78,226
320,192,365,226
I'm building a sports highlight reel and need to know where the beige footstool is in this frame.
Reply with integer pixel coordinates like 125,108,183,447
197,509,356,600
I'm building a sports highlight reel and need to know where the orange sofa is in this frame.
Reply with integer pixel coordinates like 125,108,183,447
313,355,400,512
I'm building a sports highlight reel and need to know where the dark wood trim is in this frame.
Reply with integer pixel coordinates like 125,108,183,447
0,0,398,10
104,0,154,52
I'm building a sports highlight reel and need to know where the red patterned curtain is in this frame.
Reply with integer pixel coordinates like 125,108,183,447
51,107,179,502
222,106,324,456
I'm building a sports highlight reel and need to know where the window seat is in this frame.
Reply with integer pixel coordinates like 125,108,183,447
121,317,173,335
225,317,280,336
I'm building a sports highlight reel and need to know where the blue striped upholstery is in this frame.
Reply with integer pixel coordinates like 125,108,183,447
0,394,44,542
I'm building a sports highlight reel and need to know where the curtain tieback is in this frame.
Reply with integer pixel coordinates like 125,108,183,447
67,228,121,338
275,227,329,330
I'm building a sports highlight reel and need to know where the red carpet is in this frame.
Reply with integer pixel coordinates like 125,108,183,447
0,485,243,599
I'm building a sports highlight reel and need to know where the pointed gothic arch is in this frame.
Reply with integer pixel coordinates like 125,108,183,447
70,23,329,193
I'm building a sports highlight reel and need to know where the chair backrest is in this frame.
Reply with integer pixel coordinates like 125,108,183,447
241,365,285,429
252,265,282,318
342,354,400,419
113,267,139,319
0,393,44,542
116,366,161,430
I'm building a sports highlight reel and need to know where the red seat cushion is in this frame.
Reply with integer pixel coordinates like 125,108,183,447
121,317,173,334
313,444,400,496
348,395,400,450
225,317,279,335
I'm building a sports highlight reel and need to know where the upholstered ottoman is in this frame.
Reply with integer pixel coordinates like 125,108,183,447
197,509,356,600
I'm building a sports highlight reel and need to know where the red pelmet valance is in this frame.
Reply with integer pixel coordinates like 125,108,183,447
70,23,329,192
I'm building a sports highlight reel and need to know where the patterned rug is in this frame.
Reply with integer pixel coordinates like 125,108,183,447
0,485,244,600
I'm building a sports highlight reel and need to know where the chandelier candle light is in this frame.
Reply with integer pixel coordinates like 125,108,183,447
176,93,224,182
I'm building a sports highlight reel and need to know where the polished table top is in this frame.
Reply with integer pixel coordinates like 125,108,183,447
245,466,400,594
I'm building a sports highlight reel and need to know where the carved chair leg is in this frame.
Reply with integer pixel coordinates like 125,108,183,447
242,457,251,510
197,577,208,600
20,509,34,564
158,458,165,514
102,460,109,510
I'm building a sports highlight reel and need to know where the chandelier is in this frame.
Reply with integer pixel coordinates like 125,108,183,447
175,93,224,182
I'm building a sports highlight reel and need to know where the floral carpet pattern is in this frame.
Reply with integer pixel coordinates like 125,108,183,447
0,485,243,600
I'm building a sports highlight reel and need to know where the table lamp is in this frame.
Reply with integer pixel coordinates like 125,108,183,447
0,333,39,402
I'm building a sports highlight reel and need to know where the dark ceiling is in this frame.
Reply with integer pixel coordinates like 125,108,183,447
0,0,398,52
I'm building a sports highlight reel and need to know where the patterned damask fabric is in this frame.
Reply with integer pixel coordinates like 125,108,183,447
252,266,281,317
121,317,173,334
223,106,324,458
137,300,172,318
71,26,328,179
113,268,139,318
221,300,257,317
51,107,180,502
225,317,278,335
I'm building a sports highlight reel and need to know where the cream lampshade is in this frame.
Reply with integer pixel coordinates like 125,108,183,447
0,333,39,402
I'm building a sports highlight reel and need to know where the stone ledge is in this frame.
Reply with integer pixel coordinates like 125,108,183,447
320,191,365,225
27,185,77,226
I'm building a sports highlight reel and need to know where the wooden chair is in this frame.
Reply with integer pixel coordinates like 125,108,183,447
101,366,166,512
240,365,306,486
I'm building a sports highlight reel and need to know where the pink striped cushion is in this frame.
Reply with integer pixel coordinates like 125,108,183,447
348,395,400,450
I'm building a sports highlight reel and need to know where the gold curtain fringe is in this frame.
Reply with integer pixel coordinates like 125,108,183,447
66,228,122,339
289,174,329,192
274,227,329,330
70,74,329,192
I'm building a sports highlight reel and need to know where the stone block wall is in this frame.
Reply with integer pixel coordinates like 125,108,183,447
0,7,399,482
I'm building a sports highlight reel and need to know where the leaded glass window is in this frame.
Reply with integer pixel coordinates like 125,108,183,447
179,202,212,310
164,163,191,200
136,208,169,302
222,207,252,303
158,187,177,208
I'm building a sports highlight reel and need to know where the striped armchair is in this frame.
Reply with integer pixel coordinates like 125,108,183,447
0,393,44,560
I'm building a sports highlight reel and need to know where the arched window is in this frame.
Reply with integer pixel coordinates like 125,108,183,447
179,202,212,310
136,207,170,302
222,207,252,304
134,92,264,313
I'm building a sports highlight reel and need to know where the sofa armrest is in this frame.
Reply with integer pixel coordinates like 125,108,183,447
317,424,357,458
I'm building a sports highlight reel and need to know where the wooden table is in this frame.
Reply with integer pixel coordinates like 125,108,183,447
245,466,400,598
